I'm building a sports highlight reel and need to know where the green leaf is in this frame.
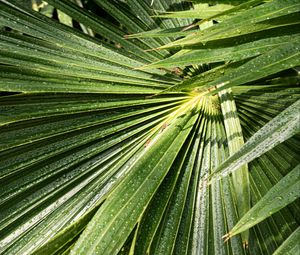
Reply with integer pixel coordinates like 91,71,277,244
273,227,300,255
0,1,299,254
0,93,185,125
210,99,300,182
208,40,300,95
70,99,200,255
155,4,233,20
133,117,198,254
141,34,299,69
218,89,250,246
190,0,267,23
150,115,201,254
224,164,300,239
159,0,300,48
126,27,193,39
44,0,169,61
155,61,244,95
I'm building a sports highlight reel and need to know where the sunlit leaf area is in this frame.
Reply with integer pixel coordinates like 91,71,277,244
0,0,299,254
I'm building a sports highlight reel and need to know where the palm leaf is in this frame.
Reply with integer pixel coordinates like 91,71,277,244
273,227,300,255
0,0,299,254
224,163,300,240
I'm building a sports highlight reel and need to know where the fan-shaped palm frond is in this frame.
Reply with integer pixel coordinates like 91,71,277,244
0,0,299,254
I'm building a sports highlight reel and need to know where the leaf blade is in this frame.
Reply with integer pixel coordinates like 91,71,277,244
210,99,300,182
225,164,300,239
